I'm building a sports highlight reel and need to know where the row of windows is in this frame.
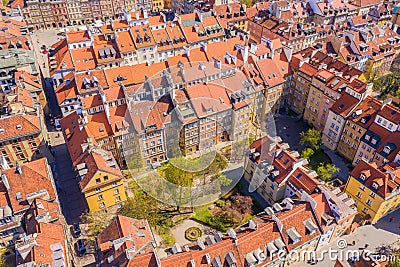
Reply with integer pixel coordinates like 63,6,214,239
99,196,121,208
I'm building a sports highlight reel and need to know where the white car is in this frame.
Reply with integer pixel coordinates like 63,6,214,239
55,119,62,131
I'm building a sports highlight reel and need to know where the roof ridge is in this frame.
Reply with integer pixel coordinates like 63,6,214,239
21,115,41,131
22,159,49,181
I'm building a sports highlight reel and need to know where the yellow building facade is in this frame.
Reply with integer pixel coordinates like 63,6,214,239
344,160,400,224
83,170,127,211
151,0,164,12
76,150,127,212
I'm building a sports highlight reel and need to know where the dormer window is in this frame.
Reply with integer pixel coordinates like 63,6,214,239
360,174,366,180
383,145,390,154
372,183,379,190
371,139,377,145
365,134,370,141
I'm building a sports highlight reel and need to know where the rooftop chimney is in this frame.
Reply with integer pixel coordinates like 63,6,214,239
15,163,22,175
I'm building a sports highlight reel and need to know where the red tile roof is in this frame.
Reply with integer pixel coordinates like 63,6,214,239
70,47,97,71
76,149,123,192
0,115,41,141
330,93,359,117
97,215,156,267
67,30,91,43
49,39,74,76
1,158,56,213
256,57,285,87
349,160,399,199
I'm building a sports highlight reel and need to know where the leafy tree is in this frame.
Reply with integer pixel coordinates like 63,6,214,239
363,67,377,82
164,161,193,187
317,163,339,182
389,251,400,267
301,148,315,161
119,190,167,226
373,73,400,96
0,248,8,267
80,211,113,240
240,0,253,8
300,128,322,150
231,194,253,215
215,174,232,188
211,194,253,228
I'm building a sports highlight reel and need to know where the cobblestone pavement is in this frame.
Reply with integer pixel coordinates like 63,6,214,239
275,114,351,183
275,114,309,153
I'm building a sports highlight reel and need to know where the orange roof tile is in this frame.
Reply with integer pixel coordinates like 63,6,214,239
55,72,79,104
2,158,56,213
70,47,97,71
130,25,156,49
256,57,285,87
49,39,74,76
330,93,359,117
0,115,41,141
98,215,155,266
67,30,91,43
116,30,136,53
77,149,123,192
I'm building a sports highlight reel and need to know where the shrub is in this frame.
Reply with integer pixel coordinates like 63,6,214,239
184,227,202,242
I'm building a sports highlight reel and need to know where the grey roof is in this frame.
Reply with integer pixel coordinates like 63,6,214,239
0,49,35,70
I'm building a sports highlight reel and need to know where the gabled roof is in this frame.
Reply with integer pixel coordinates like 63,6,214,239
1,158,56,213
67,30,91,43
70,47,97,71
0,115,41,141
49,38,73,76
55,72,78,105
97,215,156,267
349,160,398,199
256,57,285,87
77,149,123,192
330,93,359,117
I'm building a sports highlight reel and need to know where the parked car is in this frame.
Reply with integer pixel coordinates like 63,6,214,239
55,119,62,131
72,223,81,237
75,239,86,256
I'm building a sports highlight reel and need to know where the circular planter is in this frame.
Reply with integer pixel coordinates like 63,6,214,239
185,227,202,242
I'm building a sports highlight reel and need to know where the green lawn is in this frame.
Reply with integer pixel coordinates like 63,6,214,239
193,206,234,231
308,149,331,170
158,153,227,181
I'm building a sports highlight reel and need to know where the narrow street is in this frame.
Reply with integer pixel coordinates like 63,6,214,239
31,30,86,224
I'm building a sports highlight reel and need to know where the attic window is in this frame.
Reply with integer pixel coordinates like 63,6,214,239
372,183,379,189
16,125,22,130
383,145,392,154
